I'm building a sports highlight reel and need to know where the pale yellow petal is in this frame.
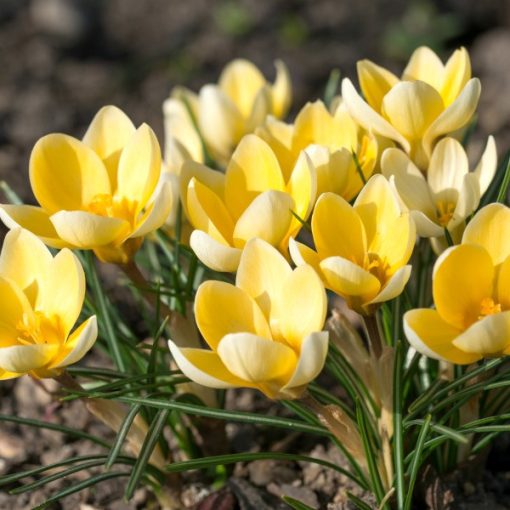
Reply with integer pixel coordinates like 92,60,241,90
246,86,272,132
271,60,292,119
225,134,285,220
30,134,110,213
452,312,510,356
357,59,399,112
473,136,497,197
402,46,444,90
381,81,444,140
404,309,479,364
365,265,412,307
168,340,252,389
440,47,471,107
312,192,366,264
462,203,510,265
189,230,242,272
279,265,327,351
0,344,59,374
449,173,480,229
194,280,271,350
410,210,444,238
0,276,33,341
235,238,292,322
307,146,350,198
82,105,136,189
288,238,323,276
50,211,130,248
498,256,510,310
232,190,293,248
433,244,494,330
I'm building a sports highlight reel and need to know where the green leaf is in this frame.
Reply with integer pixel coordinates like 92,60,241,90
347,492,373,510
323,69,341,109
393,340,405,510
283,495,316,510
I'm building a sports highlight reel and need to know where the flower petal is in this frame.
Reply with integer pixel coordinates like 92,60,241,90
410,210,444,237
116,124,162,212
472,136,497,197
402,46,444,90
30,134,110,213
312,192,366,264
404,309,479,364
235,238,292,323
289,238,323,275
449,173,480,229
0,344,59,374
423,78,481,156
498,255,510,310
282,331,329,393
195,280,271,350
51,316,98,368
0,276,32,341
0,205,68,248
168,340,251,389
357,59,399,112
232,190,293,248
279,265,327,351
271,59,292,119
82,105,136,188
365,265,412,307
341,78,410,152
452,312,510,356
50,211,130,248
225,134,285,220
189,230,242,272
433,244,494,330
440,47,471,107
462,203,510,265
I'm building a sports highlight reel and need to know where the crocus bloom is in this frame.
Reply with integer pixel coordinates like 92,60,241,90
0,106,173,264
256,100,378,201
382,136,497,238
342,46,480,169
182,134,316,272
168,238,328,399
404,203,510,364
290,175,416,315
0,228,97,379
168,59,292,165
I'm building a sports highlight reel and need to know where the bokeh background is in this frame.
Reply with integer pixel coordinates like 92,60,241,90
1,0,510,203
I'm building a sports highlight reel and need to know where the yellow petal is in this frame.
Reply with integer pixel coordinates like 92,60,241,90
187,178,234,244
0,344,58,374
0,228,52,296
219,59,266,118
381,81,444,140
0,205,68,248
498,256,510,310
462,203,510,265
440,47,471,107
433,244,494,330
307,146,350,198
246,86,272,132
365,265,412,307
30,134,110,213
225,134,285,220
423,78,481,157
217,333,296,387
168,340,252,389
194,280,271,350
320,256,380,302
288,238,323,276
279,265,327,351
452,312,510,356
357,59,399,112
341,78,410,152
50,316,98,368
50,211,130,248
381,148,435,216
473,136,497,197
403,309,479,364
116,124,162,212
312,192,366,264
402,46,444,90
235,238,292,323
35,249,85,336
189,230,242,272
271,60,292,119
449,173,480,229
282,331,329,393
0,276,32,340
232,190,293,248
82,105,136,189
410,210,444,238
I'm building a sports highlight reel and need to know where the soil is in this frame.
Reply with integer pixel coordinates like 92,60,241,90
1,1,510,509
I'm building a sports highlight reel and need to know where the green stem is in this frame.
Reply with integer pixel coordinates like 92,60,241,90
364,314,383,358
393,340,405,510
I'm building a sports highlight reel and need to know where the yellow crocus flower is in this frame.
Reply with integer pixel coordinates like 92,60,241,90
290,175,416,315
168,238,328,399
257,100,378,201
0,228,97,379
168,59,292,165
382,136,497,238
342,47,480,169
404,203,510,364
0,106,173,264
182,134,316,272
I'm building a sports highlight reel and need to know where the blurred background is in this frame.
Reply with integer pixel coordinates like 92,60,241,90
0,0,509,202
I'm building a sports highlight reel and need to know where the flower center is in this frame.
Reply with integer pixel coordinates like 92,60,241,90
16,312,64,346
436,200,456,227
87,194,138,226
365,253,391,283
478,297,502,320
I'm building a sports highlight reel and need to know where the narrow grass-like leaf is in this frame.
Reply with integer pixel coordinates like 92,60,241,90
496,154,510,203
283,495,316,510
393,340,405,510
323,68,341,108
347,492,373,510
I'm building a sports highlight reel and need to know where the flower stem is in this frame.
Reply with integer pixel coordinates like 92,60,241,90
364,314,383,358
